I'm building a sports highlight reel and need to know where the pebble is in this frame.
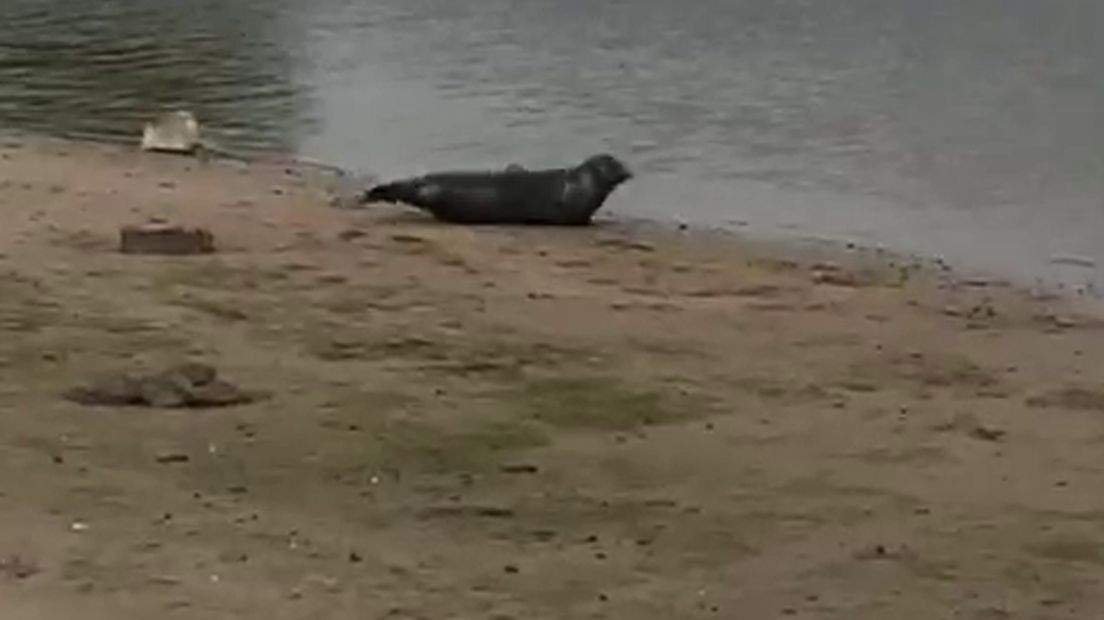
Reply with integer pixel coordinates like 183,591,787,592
499,463,539,474
337,228,366,241
969,425,1006,442
0,555,39,580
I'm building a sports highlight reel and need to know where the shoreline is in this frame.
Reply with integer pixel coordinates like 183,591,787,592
8,128,1098,302
4,135,1104,618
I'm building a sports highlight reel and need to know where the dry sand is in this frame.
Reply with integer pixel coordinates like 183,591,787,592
2,136,1104,619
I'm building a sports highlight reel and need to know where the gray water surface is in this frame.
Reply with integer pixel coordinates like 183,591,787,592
3,0,1103,288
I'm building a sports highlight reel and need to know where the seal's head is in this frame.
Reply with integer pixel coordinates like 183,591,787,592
580,153,634,188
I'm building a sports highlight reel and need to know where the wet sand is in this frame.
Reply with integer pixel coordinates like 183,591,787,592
2,136,1104,619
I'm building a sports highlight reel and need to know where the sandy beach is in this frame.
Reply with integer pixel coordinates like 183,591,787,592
3,135,1104,619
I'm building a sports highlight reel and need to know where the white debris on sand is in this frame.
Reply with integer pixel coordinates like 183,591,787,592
140,110,202,154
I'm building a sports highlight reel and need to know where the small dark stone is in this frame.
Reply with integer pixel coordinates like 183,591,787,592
499,463,539,474
0,555,39,580
155,452,190,464
349,551,362,563
172,363,217,386
336,228,365,241
475,507,515,519
503,564,519,574
969,425,1006,442
141,379,188,408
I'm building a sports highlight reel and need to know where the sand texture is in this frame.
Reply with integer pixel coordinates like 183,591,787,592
2,137,1104,619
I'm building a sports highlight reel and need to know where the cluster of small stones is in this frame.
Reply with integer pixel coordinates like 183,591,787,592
119,223,215,255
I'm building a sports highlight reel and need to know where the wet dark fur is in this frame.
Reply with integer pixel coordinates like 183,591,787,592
361,154,633,226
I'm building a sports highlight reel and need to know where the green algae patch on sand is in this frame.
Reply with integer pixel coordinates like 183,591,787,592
500,375,705,432
376,416,551,474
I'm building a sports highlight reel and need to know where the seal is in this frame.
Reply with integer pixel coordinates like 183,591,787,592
361,154,633,226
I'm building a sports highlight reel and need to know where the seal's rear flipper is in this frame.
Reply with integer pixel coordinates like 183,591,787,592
362,178,445,210
362,181,413,205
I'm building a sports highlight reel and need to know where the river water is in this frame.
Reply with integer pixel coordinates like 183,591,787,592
2,0,1103,288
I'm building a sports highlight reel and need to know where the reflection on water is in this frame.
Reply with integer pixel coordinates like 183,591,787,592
2,0,1104,287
